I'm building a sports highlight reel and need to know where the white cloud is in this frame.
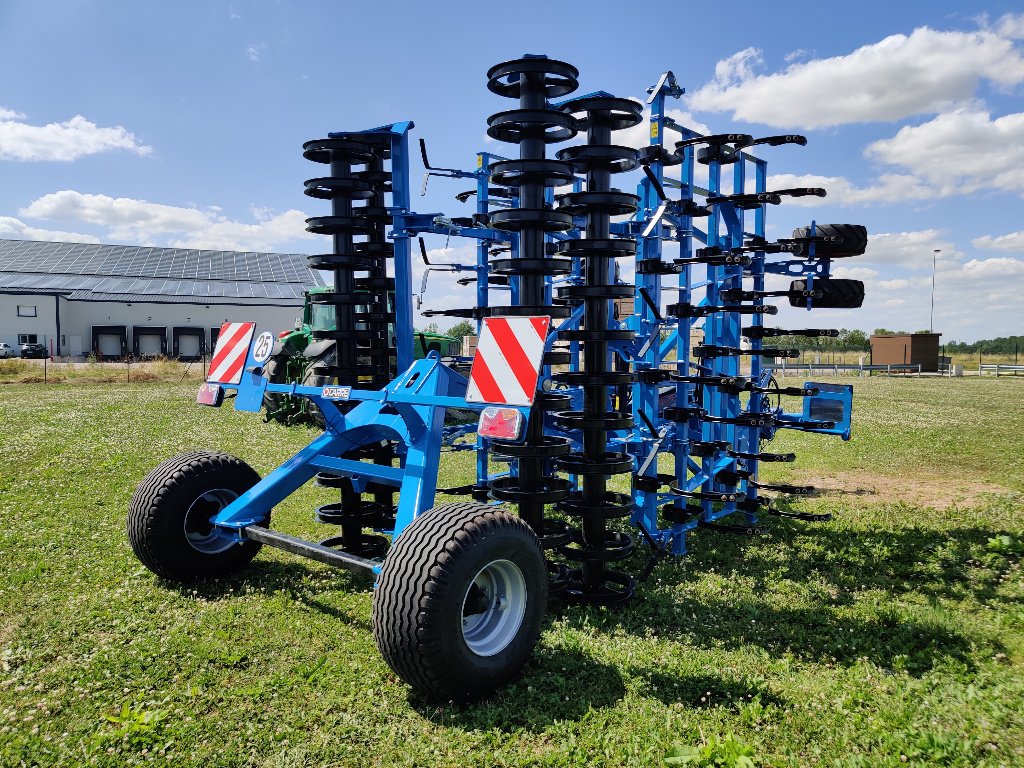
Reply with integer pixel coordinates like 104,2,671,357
865,108,1024,195
772,253,1024,338
994,12,1024,40
830,265,878,280
687,23,1024,129
861,230,957,269
960,256,1024,278
606,104,712,152
0,110,151,162
766,172,937,206
972,231,1024,252
19,190,315,252
0,216,100,243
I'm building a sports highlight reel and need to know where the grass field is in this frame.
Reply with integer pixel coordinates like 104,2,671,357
1,377,1022,767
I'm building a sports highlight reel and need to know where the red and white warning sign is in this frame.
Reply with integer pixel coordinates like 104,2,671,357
207,322,256,385
466,316,550,406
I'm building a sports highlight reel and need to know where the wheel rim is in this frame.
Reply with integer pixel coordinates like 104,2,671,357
183,489,238,554
461,559,527,657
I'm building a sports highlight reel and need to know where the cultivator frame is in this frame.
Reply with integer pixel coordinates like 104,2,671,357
128,56,867,703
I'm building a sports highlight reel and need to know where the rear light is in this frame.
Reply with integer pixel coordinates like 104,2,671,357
477,407,523,441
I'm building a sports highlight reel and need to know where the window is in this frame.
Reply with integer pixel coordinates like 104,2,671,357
18,334,38,344
17,305,37,317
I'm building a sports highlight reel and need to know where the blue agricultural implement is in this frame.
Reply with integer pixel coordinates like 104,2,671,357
128,57,867,702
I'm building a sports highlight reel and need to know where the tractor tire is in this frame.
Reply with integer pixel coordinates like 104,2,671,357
372,502,547,702
789,278,865,309
128,451,266,582
261,355,289,422
790,224,867,258
300,345,338,430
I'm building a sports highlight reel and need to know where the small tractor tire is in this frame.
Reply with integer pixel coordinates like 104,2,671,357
372,502,547,702
790,223,867,258
789,278,865,309
128,451,266,582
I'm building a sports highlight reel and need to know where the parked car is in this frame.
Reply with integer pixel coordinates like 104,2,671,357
0,342,13,359
19,343,49,359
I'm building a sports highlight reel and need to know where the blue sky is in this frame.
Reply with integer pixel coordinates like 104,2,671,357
1,0,1022,342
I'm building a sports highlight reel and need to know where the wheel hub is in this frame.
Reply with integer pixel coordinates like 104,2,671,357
460,559,527,657
183,489,238,554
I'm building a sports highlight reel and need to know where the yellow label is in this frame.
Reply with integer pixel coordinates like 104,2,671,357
650,122,659,139
477,155,483,168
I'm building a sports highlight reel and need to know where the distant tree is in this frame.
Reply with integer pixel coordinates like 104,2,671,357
424,322,439,334
445,320,475,339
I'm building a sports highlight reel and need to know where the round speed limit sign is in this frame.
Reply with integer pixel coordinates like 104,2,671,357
252,331,274,363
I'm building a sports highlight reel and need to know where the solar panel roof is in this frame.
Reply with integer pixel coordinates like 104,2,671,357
0,239,324,304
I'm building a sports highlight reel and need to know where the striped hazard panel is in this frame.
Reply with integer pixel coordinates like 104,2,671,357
207,322,256,385
466,316,550,406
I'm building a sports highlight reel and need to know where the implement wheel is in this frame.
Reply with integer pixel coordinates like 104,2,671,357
128,451,266,582
372,502,547,702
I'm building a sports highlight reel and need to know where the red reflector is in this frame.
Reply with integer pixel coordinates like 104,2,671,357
196,382,223,407
477,407,523,440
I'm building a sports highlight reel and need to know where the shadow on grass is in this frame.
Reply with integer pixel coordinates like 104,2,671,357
754,514,1021,606
165,558,373,628
574,518,1015,677
627,668,786,710
417,649,787,732
411,646,626,730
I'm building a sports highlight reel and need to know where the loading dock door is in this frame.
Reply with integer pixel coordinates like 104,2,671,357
92,325,128,361
172,327,205,362
132,326,168,359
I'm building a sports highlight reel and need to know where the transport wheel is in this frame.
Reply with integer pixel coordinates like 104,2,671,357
791,223,867,258
372,502,547,702
789,278,865,309
128,451,266,582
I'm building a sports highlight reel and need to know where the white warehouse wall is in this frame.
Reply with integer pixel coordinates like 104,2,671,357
0,293,303,358
0,293,61,351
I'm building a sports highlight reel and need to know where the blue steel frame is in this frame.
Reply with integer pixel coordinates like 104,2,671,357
624,73,857,557
210,350,516,574
188,84,861,580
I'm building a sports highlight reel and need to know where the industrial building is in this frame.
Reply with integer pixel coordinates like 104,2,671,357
0,239,324,360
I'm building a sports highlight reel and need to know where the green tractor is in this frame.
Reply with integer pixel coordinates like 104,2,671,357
263,287,464,427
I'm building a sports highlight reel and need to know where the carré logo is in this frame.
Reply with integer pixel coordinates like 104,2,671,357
322,386,351,399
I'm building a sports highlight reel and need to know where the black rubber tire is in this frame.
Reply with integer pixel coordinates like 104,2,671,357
789,278,865,308
300,346,338,431
791,224,867,258
127,451,266,582
372,502,547,702
261,356,289,421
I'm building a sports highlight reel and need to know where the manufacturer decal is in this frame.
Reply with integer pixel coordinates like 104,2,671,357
321,386,351,400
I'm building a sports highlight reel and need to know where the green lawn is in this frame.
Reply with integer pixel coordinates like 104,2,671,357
1,377,1022,767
